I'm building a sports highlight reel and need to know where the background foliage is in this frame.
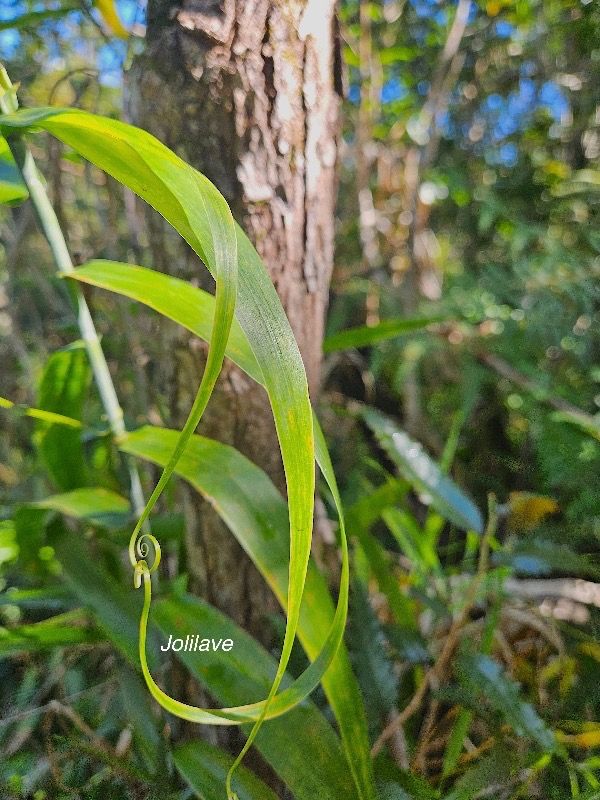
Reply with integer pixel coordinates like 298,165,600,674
1,1,599,798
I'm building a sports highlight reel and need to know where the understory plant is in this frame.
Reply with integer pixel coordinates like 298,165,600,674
1,65,599,800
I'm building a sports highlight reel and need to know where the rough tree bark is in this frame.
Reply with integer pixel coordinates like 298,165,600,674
127,0,342,646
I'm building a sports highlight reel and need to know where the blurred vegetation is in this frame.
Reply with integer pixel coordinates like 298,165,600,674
1,1,600,799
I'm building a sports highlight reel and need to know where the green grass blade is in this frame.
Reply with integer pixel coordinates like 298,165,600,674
174,740,280,800
324,316,444,352
0,395,81,427
121,426,372,799
160,595,357,800
0,610,101,657
0,110,371,797
68,264,372,794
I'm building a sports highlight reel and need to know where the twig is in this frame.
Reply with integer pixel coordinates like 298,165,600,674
372,496,498,757
479,351,598,435
384,708,410,770
0,677,116,729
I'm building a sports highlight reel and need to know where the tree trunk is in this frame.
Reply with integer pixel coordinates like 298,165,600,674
127,0,341,653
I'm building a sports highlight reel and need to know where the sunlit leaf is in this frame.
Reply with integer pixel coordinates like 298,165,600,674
31,487,130,528
92,0,129,38
72,261,262,383
0,136,27,204
34,344,91,491
362,407,484,534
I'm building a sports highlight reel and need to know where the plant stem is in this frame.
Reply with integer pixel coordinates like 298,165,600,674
0,65,146,519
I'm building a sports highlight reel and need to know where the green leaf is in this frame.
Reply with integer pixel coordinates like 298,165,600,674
442,708,473,778
345,478,408,532
382,507,442,580
361,408,484,534
31,487,130,528
347,582,398,738
64,262,371,795
120,426,370,798
0,610,101,658
324,316,442,353
0,136,28,204
117,665,163,775
159,595,356,800
0,6,79,33
72,260,262,383
13,507,50,568
0,586,72,612
174,740,279,800
34,344,91,491
345,480,417,628
0,519,18,566
456,653,559,753
0,395,81,427
1,108,370,797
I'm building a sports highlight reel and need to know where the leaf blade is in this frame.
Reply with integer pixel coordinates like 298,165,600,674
362,407,484,534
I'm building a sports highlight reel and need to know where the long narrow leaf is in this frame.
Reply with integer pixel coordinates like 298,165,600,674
0,610,101,657
68,262,372,793
0,7,79,32
159,595,357,800
362,407,484,534
0,395,81,428
174,740,279,800
324,316,443,352
50,522,354,796
0,109,371,797
31,487,130,527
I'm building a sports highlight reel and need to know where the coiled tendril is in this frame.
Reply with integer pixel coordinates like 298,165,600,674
131,532,161,588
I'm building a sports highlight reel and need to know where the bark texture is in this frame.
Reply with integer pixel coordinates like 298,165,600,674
127,0,341,642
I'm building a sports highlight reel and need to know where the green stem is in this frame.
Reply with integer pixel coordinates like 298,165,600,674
0,66,146,518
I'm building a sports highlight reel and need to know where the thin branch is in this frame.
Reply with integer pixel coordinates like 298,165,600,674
372,495,497,757
479,351,599,435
